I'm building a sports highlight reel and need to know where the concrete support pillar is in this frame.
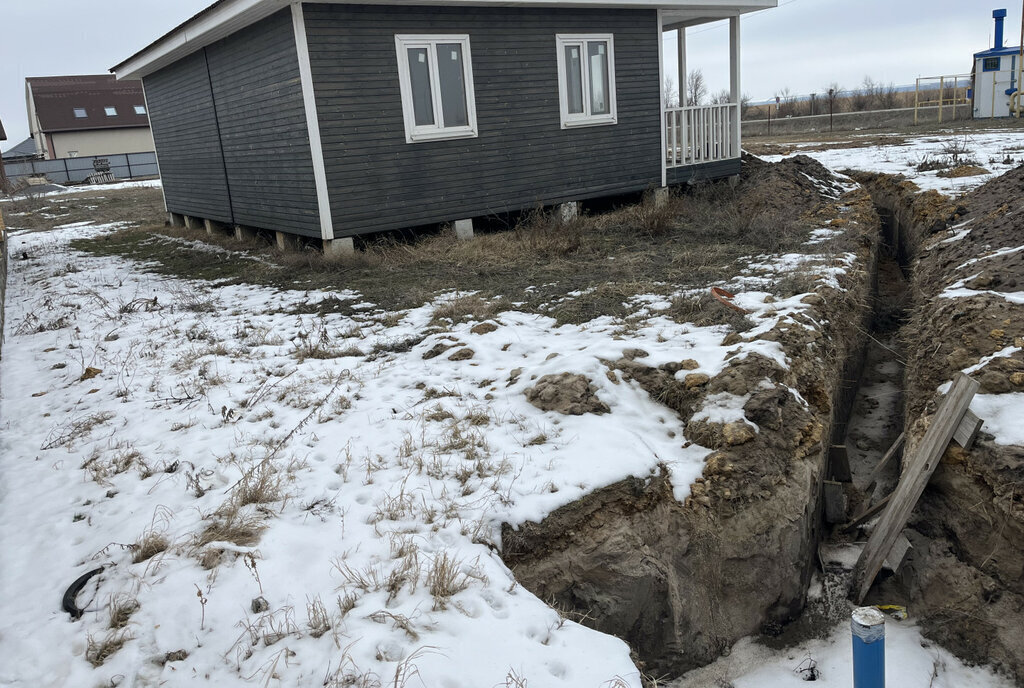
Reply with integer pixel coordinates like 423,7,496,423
168,212,185,228
454,218,474,240
204,219,229,235
652,187,670,208
323,237,355,260
183,215,200,231
276,231,300,251
558,202,579,222
234,225,259,242
728,174,741,189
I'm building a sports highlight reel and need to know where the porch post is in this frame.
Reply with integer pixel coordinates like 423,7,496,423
677,28,686,106
658,10,667,187
729,15,741,157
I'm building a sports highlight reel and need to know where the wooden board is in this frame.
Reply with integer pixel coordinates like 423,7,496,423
829,444,853,483
823,480,846,524
863,432,905,495
842,493,892,532
853,373,979,603
953,409,982,449
882,532,912,573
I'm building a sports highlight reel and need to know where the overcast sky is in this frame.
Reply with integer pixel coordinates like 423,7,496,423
2,0,1020,149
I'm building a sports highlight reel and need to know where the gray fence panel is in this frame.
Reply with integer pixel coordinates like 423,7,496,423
5,152,159,186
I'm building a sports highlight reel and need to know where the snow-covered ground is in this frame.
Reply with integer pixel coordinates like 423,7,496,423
0,178,163,201
758,128,1024,194
674,615,1014,688
2,156,1019,687
0,216,854,687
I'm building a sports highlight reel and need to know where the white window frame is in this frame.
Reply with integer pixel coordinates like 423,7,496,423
555,34,617,129
395,34,478,144
134,105,147,115
104,106,118,117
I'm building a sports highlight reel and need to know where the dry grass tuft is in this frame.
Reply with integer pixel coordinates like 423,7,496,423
426,551,471,610
108,593,140,629
132,530,169,563
233,461,283,507
431,294,507,325
664,292,753,332
86,629,133,666
197,507,266,549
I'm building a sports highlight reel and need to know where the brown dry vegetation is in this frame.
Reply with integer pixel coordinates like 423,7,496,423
64,160,855,328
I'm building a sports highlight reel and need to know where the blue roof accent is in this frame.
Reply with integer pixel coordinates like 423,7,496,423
975,45,1023,57
993,8,1007,18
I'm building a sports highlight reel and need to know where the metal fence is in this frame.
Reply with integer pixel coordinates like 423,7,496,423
4,151,158,185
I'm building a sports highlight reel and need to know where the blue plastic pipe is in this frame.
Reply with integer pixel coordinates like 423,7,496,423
852,607,885,688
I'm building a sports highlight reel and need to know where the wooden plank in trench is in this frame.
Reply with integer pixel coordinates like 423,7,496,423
853,373,979,603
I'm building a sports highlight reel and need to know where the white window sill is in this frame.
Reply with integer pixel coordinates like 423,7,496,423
406,127,479,144
561,117,617,129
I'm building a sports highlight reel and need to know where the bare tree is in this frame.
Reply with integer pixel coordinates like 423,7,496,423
775,87,797,116
686,69,707,107
662,75,678,107
709,89,732,105
740,92,752,117
825,82,844,113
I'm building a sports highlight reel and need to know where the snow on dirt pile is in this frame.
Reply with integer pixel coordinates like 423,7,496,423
759,128,1024,195
0,177,868,688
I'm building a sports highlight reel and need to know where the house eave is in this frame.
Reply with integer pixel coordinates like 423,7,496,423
111,0,776,80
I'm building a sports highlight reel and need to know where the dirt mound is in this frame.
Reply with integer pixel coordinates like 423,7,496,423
936,164,990,178
524,373,609,415
737,153,849,219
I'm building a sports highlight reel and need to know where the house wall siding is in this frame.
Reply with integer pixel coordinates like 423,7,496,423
142,50,233,224
304,4,662,237
143,9,321,236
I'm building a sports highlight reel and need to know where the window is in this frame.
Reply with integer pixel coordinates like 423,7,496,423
73,107,87,118
982,57,1001,72
395,34,477,143
556,34,617,128
134,105,147,115
104,106,118,116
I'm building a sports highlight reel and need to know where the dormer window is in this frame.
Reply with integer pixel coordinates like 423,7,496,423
104,106,118,116
73,107,87,118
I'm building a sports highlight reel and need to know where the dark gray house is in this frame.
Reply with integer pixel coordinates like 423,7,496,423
112,0,775,255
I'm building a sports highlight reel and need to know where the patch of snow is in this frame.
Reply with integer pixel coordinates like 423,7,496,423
672,617,1016,688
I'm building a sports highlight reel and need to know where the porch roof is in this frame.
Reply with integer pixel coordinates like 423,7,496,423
111,0,776,80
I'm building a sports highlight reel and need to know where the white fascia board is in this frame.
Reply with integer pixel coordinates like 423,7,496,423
113,0,289,80
112,0,775,80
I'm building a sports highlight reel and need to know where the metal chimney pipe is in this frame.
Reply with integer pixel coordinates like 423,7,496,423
994,8,1007,49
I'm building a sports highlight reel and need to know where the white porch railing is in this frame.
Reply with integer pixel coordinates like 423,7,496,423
664,103,740,168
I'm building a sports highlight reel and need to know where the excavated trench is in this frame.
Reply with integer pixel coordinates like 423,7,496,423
502,164,1024,682
500,161,899,681
840,209,911,511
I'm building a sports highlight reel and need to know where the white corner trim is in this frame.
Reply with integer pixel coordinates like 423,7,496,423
139,81,168,213
291,2,335,241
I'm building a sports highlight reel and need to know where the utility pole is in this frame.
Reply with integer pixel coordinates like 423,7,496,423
828,88,836,132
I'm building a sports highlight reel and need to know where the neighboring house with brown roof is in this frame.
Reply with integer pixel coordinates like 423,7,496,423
26,75,155,159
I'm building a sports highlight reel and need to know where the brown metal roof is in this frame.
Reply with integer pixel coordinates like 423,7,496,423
27,75,150,133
